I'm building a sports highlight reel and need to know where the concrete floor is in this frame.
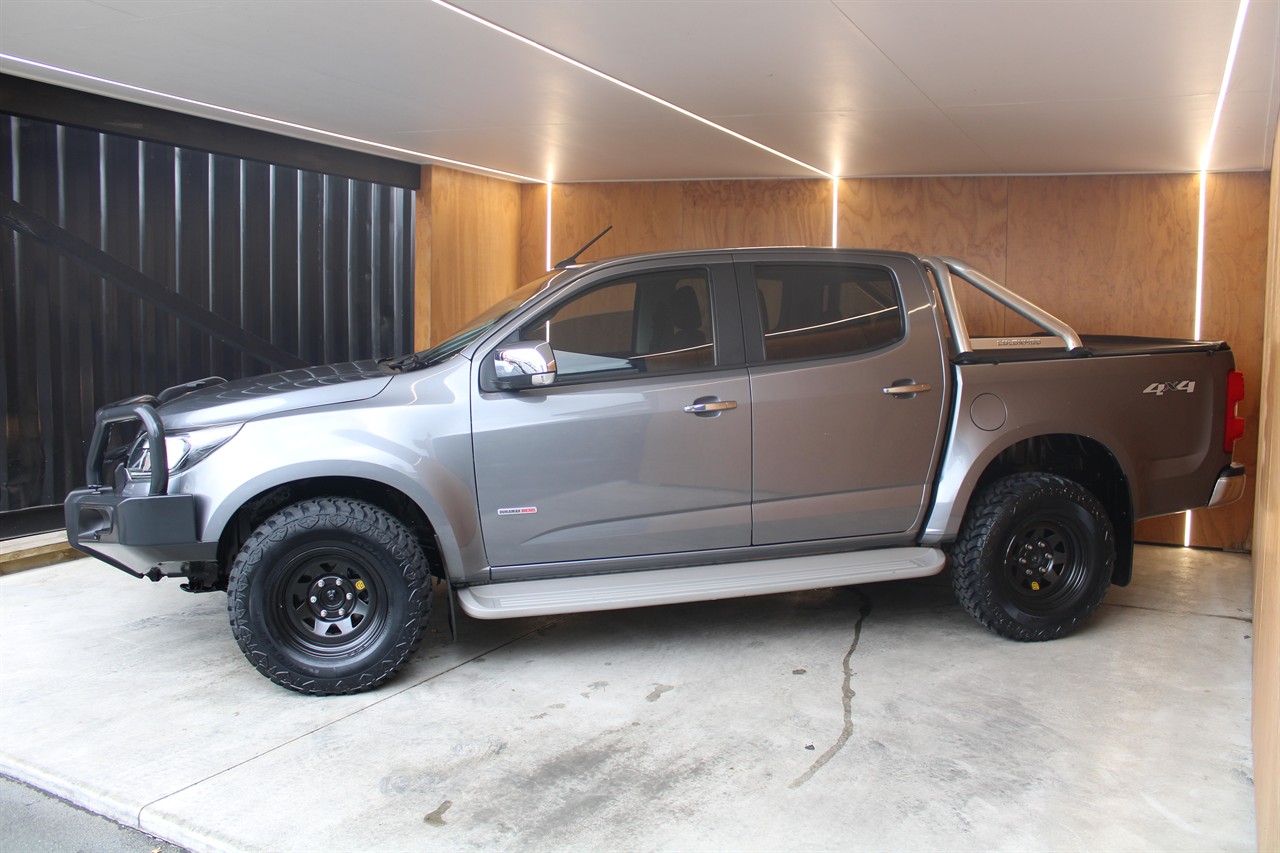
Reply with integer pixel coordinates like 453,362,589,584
0,545,1255,852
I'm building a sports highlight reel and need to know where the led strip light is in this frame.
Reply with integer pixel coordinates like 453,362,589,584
430,0,833,181
1186,0,1251,548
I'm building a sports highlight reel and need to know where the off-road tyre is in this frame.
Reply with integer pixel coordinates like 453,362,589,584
951,472,1114,641
227,498,432,695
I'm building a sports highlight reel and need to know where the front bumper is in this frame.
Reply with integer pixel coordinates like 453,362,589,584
1207,462,1247,508
65,487,215,577
64,398,215,578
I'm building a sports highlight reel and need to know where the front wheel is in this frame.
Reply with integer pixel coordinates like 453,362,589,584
227,498,432,694
951,473,1114,641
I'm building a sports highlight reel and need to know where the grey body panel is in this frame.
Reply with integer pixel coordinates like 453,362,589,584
732,251,951,544
473,370,752,568
104,358,489,583
922,347,1237,541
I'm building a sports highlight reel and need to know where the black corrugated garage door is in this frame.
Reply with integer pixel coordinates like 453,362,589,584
0,111,414,534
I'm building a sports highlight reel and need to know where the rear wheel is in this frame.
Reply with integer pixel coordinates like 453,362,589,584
228,498,432,694
951,472,1113,641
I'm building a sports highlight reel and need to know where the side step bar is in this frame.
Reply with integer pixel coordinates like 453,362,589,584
456,547,947,619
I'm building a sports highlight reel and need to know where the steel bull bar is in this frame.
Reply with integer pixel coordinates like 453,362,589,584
64,399,207,578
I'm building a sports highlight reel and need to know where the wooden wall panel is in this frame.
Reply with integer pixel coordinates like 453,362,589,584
518,182,548,285
419,166,520,347
838,177,1009,336
1252,122,1279,853
681,180,829,249
554,181,686,261
1007,175,1199,340
413,166,433,350
519,179,829,278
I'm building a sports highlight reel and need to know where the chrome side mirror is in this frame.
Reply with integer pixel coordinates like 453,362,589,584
493,341,557,390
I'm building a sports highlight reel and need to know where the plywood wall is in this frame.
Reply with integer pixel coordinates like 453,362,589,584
1252,125,1280,853
518,179,829,282
838,177,1009,336
429,166,1268,550
414,166,521,348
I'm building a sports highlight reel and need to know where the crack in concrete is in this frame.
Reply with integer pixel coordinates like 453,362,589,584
789,590,872,789
1101,601,1253,623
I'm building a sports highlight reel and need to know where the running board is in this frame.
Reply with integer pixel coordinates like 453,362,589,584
456,547,946,619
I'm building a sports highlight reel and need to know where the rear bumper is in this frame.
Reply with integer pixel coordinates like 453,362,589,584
1207,462,1247,508
65,487,215,577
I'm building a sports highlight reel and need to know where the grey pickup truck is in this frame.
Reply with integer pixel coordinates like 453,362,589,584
66,248,1247,694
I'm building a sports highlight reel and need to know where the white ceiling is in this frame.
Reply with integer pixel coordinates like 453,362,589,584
1,0,1277,183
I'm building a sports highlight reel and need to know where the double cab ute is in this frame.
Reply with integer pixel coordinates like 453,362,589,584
66,248,1247,694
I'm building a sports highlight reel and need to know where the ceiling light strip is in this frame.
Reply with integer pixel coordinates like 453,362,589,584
0,54,542,183
1201,0,1252,172
430,0,834,180
831,178,839,247
545,183,553,271
1185,0,1250,549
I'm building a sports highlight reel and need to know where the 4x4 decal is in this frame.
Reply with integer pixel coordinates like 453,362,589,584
1143,380,1196,396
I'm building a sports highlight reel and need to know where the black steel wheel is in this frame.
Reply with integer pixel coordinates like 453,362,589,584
951,472,1114,641
228,498,432,694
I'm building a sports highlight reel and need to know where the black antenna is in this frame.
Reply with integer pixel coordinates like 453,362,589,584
554,225,613,269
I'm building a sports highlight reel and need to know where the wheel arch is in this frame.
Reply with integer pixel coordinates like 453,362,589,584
970,434,1134,586
216,477,446,584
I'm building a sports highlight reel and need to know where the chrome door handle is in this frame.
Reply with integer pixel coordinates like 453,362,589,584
882,384,932,396
684,400,738,414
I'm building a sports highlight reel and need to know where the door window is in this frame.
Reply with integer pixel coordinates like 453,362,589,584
517,269,714,379
755,264,903,362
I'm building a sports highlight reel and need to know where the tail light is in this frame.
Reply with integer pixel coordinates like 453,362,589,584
1224,370,1245,454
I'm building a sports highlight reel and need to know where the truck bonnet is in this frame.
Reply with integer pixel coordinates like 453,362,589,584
156,361,393,430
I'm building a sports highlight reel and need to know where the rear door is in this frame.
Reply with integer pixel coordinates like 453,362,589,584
471,259,751,571
737,252,948,545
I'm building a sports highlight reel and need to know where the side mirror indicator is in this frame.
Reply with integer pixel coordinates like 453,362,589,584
493,341,557,390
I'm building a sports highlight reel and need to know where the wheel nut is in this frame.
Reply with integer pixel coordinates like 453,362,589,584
320,609,329,618
338,609,346,617
1025,569,1033,576
317,578,325,588
335,578,343,586
310,596,318,604
345,592,353,601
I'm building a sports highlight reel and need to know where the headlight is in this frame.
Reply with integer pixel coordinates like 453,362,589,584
126,424,241,478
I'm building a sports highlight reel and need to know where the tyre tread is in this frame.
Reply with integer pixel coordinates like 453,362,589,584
951,472,1113,642
227,497,432,695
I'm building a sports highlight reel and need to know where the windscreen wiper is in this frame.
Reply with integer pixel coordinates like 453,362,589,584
377,352,423,373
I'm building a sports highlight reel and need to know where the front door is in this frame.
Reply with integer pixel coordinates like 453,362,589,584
472,262,751,571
